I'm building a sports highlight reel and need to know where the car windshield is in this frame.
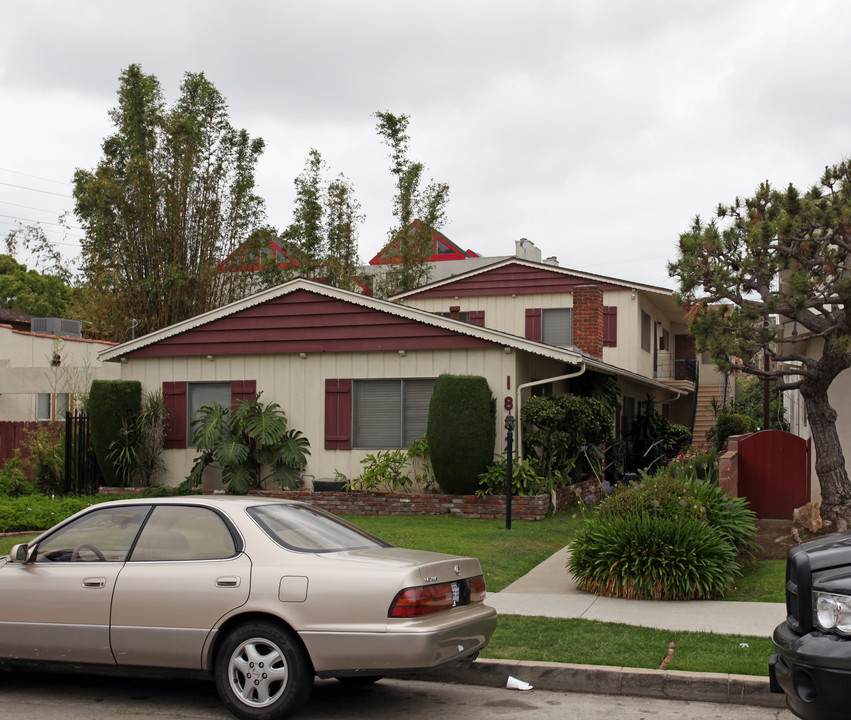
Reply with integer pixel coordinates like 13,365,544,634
247,504,391,553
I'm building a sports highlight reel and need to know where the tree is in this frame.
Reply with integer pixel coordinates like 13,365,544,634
373,111,450,296
72,64,265,341
427,375,495,494
0,253,76,317
669,159,851,524
281,149,362,290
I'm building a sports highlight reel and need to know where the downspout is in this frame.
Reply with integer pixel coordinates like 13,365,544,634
515,363,587,458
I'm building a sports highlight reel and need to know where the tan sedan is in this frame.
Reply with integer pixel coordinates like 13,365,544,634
0,496,497,719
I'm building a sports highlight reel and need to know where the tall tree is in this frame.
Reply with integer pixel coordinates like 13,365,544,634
278,149,362,291
73,64,265,341
0,253,75,318
373,111,449,296
669,159,851,525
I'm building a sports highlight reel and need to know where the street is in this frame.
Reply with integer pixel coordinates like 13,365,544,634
0,670,795,720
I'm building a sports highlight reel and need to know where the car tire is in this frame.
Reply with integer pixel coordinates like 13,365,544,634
214,621,313,720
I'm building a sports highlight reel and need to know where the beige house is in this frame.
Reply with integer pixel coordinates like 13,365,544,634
98,277,682,490
0,319,120,422
390,258,721,445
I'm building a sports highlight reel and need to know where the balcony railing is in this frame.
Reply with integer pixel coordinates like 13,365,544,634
654,354,698,383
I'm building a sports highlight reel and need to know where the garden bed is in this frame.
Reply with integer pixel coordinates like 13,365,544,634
250,489,552,520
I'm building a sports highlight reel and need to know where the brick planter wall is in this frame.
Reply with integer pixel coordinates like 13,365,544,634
250,489,551,521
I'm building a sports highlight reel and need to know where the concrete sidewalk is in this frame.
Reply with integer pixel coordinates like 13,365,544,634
485,545,786,638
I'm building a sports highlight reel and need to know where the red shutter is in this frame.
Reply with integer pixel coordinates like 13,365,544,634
325,379,352,450
603,306,617,347
469,310,485,327
231,380,257,411
525,308,542,342
163,381,187,449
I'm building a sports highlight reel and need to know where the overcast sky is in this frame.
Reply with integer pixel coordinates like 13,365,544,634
3,0,850,290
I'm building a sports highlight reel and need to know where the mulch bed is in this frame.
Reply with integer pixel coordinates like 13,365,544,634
754,518,812,560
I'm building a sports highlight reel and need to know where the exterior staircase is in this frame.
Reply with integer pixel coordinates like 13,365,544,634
692,382,722,449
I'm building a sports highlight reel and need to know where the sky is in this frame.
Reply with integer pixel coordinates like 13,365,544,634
3,0,851,291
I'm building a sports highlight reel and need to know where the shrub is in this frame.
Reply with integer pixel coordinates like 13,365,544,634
707,412,757,453
521,393,613,479
477,456,551,497
107,390,166,487
568,469,759,600
89,380,142,486
18,423,65,494
345,450,411,492
427,375,495,495
185,392,310,494
0,460,36,497
568,513,738,600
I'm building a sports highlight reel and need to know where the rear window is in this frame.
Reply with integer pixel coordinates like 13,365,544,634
247,504,390,553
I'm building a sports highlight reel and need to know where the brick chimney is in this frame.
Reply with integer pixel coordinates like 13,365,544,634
573,285,604,359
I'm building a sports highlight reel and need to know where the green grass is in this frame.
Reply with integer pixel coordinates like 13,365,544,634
342,512,582,592
725,559,786,603
483,615,773,676
0,533,39,556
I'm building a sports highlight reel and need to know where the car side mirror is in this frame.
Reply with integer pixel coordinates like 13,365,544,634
11,543,34,563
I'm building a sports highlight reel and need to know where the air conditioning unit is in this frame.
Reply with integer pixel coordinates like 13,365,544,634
30,317,83,339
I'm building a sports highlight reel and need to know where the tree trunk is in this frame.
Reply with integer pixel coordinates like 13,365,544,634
802,389,851,525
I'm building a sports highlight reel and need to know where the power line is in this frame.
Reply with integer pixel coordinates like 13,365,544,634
0,181,71,198
0,199,70,215
0,167,72,186
0,213,83,231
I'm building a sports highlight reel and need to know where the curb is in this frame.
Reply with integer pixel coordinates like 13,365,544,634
406,658,787,709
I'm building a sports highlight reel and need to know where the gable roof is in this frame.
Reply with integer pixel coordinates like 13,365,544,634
389,257,675,301
368,221,478,265
97,278,683,396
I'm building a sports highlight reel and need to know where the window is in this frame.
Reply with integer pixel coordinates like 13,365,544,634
36,505,150,562
541,308,572,347
352,378,435,448
130,505,237,561
659,328,670,352
187,382,230,446
163,380,257,449
641,310,652,352
248,503,389,553
35,393,71,421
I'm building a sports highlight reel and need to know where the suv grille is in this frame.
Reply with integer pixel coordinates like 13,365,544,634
786,545,813,634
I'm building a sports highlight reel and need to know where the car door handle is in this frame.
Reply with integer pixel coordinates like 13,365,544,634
216,576,241,588
83,577,106,588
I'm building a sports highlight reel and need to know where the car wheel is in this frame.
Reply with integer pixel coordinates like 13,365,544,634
214,622,313,720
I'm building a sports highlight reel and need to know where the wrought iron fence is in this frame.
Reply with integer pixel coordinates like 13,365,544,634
64,411,103,494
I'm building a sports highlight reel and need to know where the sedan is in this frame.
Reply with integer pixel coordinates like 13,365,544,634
0,496,497,719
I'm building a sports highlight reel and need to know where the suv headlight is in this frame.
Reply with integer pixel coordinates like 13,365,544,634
814,592,851,634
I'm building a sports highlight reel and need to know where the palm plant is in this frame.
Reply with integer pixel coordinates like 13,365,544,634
186,393,310,494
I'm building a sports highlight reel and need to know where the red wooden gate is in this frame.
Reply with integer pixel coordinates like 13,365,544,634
737,430,811,519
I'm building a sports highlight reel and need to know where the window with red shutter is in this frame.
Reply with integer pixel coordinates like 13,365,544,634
603,306,617,347
325,379,352,450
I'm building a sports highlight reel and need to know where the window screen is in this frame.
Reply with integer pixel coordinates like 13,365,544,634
542,308,573,347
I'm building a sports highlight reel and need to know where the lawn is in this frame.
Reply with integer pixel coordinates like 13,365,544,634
341,512,582,592
482,615,773,676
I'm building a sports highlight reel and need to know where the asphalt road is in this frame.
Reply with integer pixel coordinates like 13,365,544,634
0,671,795,720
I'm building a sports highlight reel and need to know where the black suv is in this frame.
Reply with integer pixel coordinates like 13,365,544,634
771,532,851,719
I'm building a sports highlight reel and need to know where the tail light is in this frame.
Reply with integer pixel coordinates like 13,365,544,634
389,575,487,618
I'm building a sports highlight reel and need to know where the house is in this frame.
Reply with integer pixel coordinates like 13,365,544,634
97,277,684,490
389,256,725,448
0,317,121,422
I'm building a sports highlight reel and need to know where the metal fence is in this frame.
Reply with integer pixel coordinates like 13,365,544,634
64,411,103,494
